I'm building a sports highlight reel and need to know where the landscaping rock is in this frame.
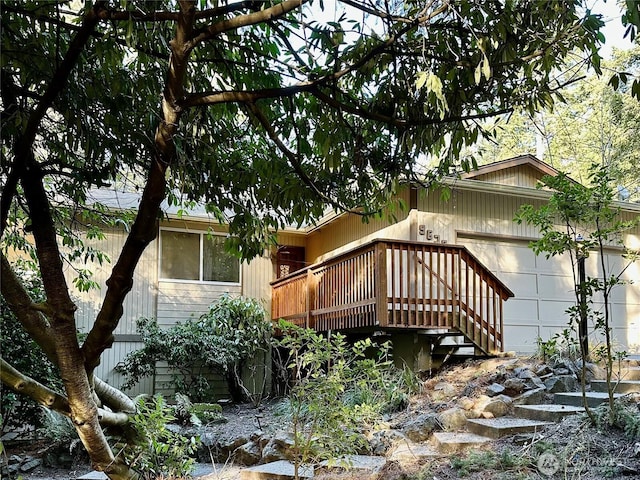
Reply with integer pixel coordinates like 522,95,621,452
401,412,440,442
504,377,526,394
437,407,468,431
545,375,577,393
432,382,457,400
483,398,510,417
19,457,41,473
233,441,262,466
513,387,546,405
368,429,408,456
261,431,295,463
486,383,506,397
458,396,475,410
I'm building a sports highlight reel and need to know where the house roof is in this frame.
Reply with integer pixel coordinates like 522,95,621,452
460,154,561,181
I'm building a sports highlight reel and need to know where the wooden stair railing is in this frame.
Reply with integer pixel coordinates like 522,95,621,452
271,239,514,354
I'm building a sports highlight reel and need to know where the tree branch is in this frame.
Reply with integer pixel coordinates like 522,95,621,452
187,0,307,50
1,358,130,427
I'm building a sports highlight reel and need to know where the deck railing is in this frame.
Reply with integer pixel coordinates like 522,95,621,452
270,239,514,354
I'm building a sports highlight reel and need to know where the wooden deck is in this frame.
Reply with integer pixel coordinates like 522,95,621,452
270,239,514,355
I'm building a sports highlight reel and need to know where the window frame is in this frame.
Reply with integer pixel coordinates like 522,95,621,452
158,227,241,285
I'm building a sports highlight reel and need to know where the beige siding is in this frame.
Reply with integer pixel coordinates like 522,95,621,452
156,281,242,327
471,165,544,188
63,226,157,393
306,191,412,262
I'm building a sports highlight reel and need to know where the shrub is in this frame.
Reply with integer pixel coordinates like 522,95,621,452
117,294,271,402
115,395,199,480
274,321,418,479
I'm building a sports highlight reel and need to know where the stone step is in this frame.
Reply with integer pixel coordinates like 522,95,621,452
240,460,313,480
591,379,640,393
388,442,441,463
466,417,552,439
319,455,386,475
431,432,492,454
616,367,640,381
513,404,585,423
554,391,624,408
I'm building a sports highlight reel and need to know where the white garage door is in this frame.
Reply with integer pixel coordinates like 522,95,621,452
459,235,639,354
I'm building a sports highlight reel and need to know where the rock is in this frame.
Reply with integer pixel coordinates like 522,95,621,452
504,378,526,394
486,383,506,397
458,396,475,410
513,387,546,405
545,375,577,393
432,382,457,400
401,412,440,442
554,367,571,376
438,407,468,431
525,375,546,391
535,364,552,376
260,431,296,463
517,368,537,380
19,458,42,473
483,399,510,417
368,429,408,456
481,411,494,419
233,441,262,466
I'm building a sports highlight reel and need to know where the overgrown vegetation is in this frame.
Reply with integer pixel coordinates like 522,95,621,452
274,322,419,479
114,395,199,480
450,450,530,478
117,295,271,402
515,164,639,425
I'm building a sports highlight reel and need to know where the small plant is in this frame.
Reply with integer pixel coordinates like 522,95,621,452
173,393,224,426
516,164,639,425
275,321,415,479
115,395,199,480
451,449,529,477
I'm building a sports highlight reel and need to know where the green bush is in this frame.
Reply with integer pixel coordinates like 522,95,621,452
274,321,418,479
0,264,64,431
115,395,199,480
117,294,271,402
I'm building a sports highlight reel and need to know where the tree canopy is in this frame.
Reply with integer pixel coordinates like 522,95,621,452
0,1,624,478
476,47,640,200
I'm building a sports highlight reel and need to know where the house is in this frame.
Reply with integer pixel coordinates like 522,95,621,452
69,155,640,396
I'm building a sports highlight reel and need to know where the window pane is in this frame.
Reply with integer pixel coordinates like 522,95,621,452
160,231,200,280
203,235,240,283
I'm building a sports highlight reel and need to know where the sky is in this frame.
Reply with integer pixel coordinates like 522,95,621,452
590,0,636,58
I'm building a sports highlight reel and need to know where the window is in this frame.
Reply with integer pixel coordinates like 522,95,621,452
160,229,240,283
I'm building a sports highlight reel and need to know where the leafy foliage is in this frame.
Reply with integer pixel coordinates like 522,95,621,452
274,322,418,477
515,164,639,425
117,295,271,402
115,395,198,480
0,264,63,431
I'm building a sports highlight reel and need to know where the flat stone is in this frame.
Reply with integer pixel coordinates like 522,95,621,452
514,404,584,422
389,442,441,462
591,380,640,393
466,417,552,439
19,458,41,472
513,387,546,405
76,472,109,480
554,391,623,408
240,460,313,480
320,455,386,473
619,367,640,380
431,432,492,454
